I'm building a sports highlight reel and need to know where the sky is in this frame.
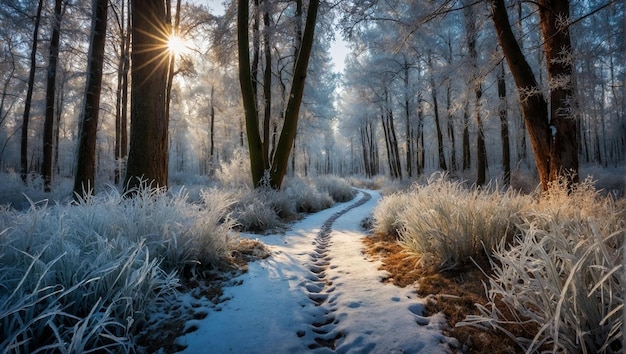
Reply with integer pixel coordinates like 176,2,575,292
174,190,457,353
191,0,349,73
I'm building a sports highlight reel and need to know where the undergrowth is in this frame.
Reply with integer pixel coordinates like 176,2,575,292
372,173,625,353
0,182,236,353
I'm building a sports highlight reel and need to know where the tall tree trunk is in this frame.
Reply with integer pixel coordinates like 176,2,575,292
388,107,402,179
267,0,319,188
209,84,216,175
428,54,447,171
54,79,64,176
360,125,371,177
165,0,181,127
490,0,578,190
464,0,486,185
475,88,487,186
403,60,413,177
380,109,393,177
538,0,578,184
462,98,471,171
238,0,266,186
262,0,272,165
115,0,131,184
74,0,108,199
415,71,424,176
498,62,511,185
42,0,63,192
490,0,550,189
124,0,170,190
445,34,457,171
20,0,44,183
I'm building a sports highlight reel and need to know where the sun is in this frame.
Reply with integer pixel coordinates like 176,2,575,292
167,33,190,55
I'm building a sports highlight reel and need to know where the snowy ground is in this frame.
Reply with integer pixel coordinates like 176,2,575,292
176,190,457,353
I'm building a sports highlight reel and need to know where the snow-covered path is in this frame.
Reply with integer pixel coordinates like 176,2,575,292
177,190,455,353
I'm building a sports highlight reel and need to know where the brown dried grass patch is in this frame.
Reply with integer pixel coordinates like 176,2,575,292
363,233,526,353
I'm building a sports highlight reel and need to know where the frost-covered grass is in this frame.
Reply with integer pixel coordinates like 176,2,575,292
374,173,530,269
459,178,625,353
284,178,333,213
225,176,356,233
373,173,625,353
313,175,357,202
0,183,236,353
0,172,73,210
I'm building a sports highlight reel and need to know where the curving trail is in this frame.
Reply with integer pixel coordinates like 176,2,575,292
304,191,372,350
177,190,456,353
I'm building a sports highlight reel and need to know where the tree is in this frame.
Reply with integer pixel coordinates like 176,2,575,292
238,0,319,188
112,0,131,184
124,0,171,190
74,0,109,198
19,0,44,183
463,0,487,186
42,0,63,192
490,0,578,190
498,61,511,185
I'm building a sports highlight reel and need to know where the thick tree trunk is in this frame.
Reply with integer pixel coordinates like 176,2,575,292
491,0,578,190
238,0,266,186
124,0,170,190
490,0,551,189
74,0,109,198
538,0,578,184
42,0,63,192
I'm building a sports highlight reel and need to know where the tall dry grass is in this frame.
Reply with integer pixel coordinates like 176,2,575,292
374,173,530,269
460,178,624,353
373,174,625,353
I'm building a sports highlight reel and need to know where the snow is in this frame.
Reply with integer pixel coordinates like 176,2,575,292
176,190,457,353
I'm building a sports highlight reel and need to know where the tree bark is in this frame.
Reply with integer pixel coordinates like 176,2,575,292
74,0,109,199
462,98,471,171
262,0,272,164
498,62,511,185
464,0,486,186
490,0,551,189
124,0,170,191
428,55,447,171
42,0,63,192
238,0,266,186
403,61,413,177
20,0,44,183
538,0,578,184
490,0,578,190
114,0,130,185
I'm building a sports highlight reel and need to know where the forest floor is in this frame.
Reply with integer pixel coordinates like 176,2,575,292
144,188,531,353
363,233,529,353
162,190,462,353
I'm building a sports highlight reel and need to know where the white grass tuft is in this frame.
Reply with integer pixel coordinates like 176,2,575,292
284,178,333,213
0,181,236,352
313,175,356,202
